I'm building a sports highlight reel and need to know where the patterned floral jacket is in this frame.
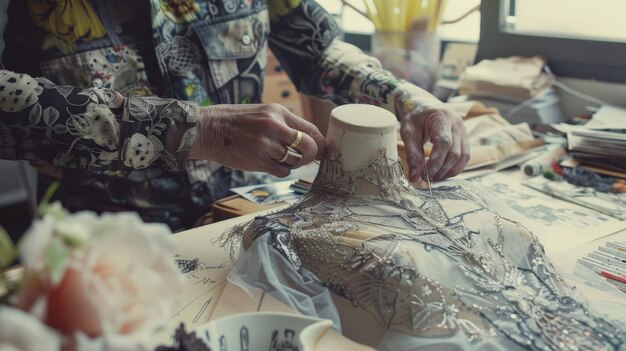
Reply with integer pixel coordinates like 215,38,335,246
0,0,440,230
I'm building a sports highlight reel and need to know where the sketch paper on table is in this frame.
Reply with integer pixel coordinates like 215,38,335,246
472,170,616,229
470,170,621,253
524,176,626,220
170,254,231,322
152,224,235,345
152,209,290,346
211,281,297,320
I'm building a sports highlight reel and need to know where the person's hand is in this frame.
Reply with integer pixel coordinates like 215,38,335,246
189,103,326,178
400,107,470,182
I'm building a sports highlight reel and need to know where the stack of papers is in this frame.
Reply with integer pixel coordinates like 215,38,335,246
457,113,546,179
556,106,626,177
459,56,552,100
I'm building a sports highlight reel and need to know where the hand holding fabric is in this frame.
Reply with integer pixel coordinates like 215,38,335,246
189,103,326,178
400,107,470,182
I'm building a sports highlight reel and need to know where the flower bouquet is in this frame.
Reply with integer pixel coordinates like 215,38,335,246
0,192,188,351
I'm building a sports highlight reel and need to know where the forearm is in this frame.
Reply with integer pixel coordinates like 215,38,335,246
0,70,198,171
266,0,442,120
300,39,443,119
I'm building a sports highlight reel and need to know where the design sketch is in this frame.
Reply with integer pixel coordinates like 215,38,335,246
161,252,233,342
508,203,610,228
472,171,615,230
524,176,626,220
176,258,200,273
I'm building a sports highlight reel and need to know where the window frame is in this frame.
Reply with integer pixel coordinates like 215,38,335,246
477,0,626,83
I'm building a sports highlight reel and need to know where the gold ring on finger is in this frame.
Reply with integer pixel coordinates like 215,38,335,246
278,146,302,166
289,130,303,149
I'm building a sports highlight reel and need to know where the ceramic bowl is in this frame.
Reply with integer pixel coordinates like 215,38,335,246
194,312,333,351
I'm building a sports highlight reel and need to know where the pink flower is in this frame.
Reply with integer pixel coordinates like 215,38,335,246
16,208,183,349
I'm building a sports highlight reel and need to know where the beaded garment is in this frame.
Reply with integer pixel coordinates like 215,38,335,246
229,151,625,350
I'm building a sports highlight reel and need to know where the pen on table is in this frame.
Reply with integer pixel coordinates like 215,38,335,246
600,271,626,285
589,252,626,270
606,241,626,253
609,240,626,247
595,249,626,264
582,256,626,274
578,257,626,276
598,272,626,291
577,259,626,285
598,246,626,260
576,258,626,286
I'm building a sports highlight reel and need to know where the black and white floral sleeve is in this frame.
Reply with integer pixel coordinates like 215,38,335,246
268,0,441,119
0,70,198,171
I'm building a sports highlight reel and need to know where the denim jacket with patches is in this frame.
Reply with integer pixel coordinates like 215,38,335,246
0,0,440,230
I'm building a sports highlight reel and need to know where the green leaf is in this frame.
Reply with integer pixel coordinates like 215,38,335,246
0,226,16,268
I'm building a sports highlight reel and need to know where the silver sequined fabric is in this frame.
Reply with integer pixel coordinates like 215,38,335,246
226,152,626,350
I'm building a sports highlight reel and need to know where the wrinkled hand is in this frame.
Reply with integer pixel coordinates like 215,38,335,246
189,103,326,178
400,107,470,182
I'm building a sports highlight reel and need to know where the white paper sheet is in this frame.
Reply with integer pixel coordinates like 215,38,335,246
587,105,626,129
155,208,288,345
470,170,623,254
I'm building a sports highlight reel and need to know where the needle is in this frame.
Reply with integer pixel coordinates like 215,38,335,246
423,158,434,200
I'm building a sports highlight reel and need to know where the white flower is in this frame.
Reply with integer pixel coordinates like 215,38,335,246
78,212,183,338
0,306,61,351
17,210,184,349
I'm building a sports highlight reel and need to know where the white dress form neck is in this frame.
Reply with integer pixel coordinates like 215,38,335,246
325,104,398,172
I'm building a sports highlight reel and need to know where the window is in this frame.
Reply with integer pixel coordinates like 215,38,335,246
505,0,626,43
477,0,626,83
439,0,480,43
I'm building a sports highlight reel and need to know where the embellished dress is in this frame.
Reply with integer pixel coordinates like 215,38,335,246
226,152,626,350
